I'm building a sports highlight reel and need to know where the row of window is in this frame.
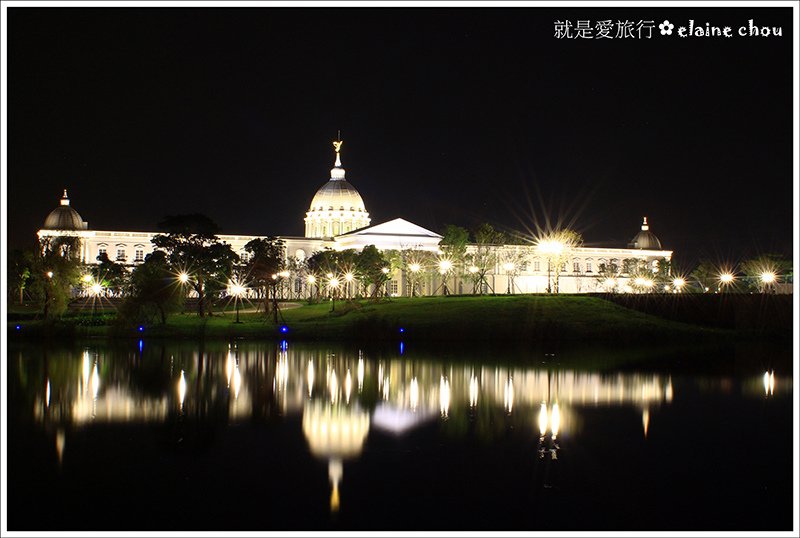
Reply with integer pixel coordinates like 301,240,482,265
97,247,145,263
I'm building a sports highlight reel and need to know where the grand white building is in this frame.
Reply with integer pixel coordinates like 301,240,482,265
38,141,673,296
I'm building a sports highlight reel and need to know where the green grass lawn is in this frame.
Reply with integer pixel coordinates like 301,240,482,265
8,294,730,343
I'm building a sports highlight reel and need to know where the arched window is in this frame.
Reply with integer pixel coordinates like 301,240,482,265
115,244,127,262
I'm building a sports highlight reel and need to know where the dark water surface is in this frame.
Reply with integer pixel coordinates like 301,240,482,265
7,339,794,531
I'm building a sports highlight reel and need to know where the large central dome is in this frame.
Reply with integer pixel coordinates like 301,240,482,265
304,140,371,238
309,179,367,213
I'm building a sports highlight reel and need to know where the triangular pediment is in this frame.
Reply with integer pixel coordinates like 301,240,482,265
337,218,443,239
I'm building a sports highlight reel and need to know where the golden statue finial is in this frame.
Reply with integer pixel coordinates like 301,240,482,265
333,139,343,154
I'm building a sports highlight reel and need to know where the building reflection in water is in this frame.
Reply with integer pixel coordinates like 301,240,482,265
26,342,791,513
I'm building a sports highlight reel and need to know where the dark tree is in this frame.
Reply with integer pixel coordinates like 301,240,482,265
8,248,33,305
151,214,238,317
244,237,285,322
92,252,129,296
121,251,184,324
469,223,505,294
28,236,83,318
357,245,391,300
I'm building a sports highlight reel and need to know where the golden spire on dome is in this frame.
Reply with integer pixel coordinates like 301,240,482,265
60,189,70,206
641,217,649,231
330,133,346,179
333,135,343,168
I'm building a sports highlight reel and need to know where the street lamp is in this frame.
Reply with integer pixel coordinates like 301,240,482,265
634,276,654,292
307,274,317,301
536,239,564,294
90,282,103,316
502,262,515,294
231,281,245,323
438,259,452,295
409,263,422,297
672,277,686,293
178,272,190,284
344,272,354,299
760,271,776,293
329,277,340,312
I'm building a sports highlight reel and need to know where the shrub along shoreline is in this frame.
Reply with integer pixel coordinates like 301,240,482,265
9,294,787,344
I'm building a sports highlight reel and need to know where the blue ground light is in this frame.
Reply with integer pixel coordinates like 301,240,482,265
138,326,144,332
399,327,405,333
138,340,144,354
280,340,288,351
280,325,289,334
400,341,405,355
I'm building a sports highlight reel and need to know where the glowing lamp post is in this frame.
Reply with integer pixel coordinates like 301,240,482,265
178,272,190,284
344,272,354,299
536,240,564,294
634,277,654,292
381,267,390,297
329,277,340,312
90,282,103,316
672,278,686,293
231,281,245,323
503,262,515,294
760,271,776,293
307,274,317,301
409,263,421,297
438,259,453,295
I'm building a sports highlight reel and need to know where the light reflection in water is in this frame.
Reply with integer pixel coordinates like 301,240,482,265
551,403,560,438
226,350,234,388
307,360,314,398
410,378,419,411
178,370,187,409
763,371,775,396
91,365,100,400
30,345,791,448
439,376,450,418
504,377,514,414
330,370,338,404
538,402,548,436
25,343,793,517
469,374,478,408
276,353,289,393
233,366,242,400
82,351,91,389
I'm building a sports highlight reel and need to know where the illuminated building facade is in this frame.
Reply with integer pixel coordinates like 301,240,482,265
37,140,674,295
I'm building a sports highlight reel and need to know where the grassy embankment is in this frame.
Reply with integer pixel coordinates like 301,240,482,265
8,294,733,343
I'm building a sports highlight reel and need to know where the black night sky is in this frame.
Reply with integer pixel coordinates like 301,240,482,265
7,6,795,268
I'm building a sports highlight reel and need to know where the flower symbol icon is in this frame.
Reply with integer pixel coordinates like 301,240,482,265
659,20,674,35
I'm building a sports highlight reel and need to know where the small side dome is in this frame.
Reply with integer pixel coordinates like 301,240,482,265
43,189,87,230
627,217,662,250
